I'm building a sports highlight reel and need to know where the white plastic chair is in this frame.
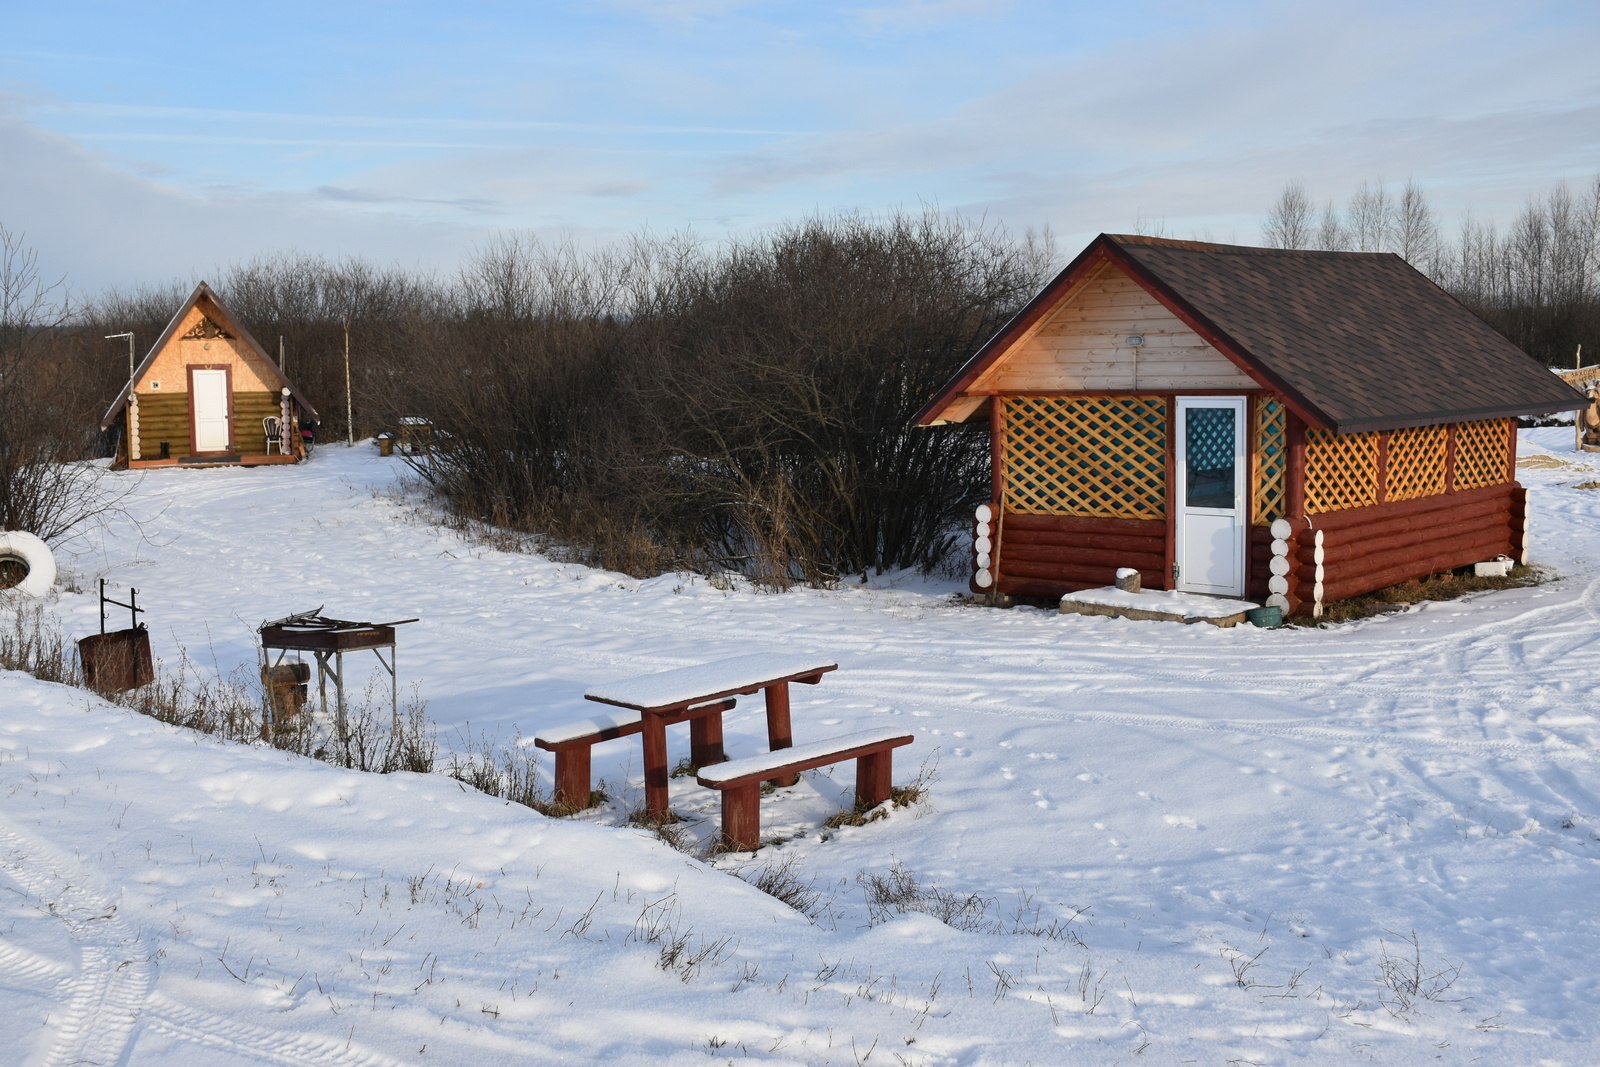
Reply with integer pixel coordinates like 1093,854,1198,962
264,416,284,455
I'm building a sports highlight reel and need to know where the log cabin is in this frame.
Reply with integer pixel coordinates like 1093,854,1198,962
916,234,1587,616
101,283,319,468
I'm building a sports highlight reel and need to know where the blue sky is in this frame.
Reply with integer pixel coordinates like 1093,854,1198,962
3,0,1597,294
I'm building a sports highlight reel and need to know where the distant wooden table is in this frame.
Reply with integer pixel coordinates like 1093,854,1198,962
583,653,838,817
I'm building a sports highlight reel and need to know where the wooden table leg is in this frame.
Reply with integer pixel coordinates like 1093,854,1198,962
553,747,593,811
763,683,798,787
721,783,761,851
689,712,724,767
641,713,671,817
856,749,894,808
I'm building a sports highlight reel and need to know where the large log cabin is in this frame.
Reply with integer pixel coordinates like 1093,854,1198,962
101,283,319,469
916,234,1586,617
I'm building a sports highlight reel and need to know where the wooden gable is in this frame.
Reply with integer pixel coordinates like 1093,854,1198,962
968,259,1257,396
135,297,280,399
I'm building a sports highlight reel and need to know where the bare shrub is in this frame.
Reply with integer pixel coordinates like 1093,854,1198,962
314,688,438,774
856,861,993,931
740,855,822,919
445,728,564,813
0,224,136,542
391,214,1049,584
0,600,81,684
1376,930,1464,1019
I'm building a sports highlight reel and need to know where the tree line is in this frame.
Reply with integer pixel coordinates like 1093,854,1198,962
1262,175,1600,368
4,212,1050,584
4,176,1594,585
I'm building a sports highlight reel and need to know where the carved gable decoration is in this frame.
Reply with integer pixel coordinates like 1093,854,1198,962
182,315,234,341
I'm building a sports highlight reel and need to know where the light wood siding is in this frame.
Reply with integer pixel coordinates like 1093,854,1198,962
976,267,1257,393
133,392,191,458
137,302,277,396
232,392,281,455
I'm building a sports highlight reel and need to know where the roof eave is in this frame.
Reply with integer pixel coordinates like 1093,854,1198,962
1328,395,1588,434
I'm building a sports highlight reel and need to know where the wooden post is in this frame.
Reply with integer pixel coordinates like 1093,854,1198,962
689,714,724,768
990,399,1005,505
763,683,797,787
721,783,761,851
1285,412,1307,520
1164,395,1178,589
343,318,354,446
1444,423,1458,492
1504,417,1518,482
1375,431,1390,503
554,749,592,810
641,714,671,817
856,750,894,809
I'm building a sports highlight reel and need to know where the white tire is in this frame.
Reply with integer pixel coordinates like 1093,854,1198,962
0,531,56,597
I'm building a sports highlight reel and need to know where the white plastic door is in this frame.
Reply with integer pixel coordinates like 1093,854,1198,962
1175,397,1246,597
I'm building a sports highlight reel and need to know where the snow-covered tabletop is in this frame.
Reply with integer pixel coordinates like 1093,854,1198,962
584,652,838,710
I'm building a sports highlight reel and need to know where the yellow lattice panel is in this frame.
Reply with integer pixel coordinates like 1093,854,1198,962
1252,398,1288,524
1385,424,1448,501
1454,419,1511,489
1304,429,1380,514
1002,396,1167,519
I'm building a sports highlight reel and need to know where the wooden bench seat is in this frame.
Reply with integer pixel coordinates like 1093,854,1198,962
696,728,914,851
534,698,735,809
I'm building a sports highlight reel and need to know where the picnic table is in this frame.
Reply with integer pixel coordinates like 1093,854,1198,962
581,653,838,817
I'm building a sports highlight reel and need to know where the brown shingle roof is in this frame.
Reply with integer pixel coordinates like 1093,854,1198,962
918,234,1586,432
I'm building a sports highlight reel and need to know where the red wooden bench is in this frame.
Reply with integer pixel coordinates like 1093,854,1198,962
695,728,914,851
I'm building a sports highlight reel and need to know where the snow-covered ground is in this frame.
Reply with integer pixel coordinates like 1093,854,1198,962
3,427,1599,1065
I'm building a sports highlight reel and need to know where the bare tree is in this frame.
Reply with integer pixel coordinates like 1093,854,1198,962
0,224,133,546
1262,181,1315,249
1394,179,1440,269
1348,179,1393,252
1316,199,1349,251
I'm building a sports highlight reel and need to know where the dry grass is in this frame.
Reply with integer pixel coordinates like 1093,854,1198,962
1297,564,1545,625
0,600,438,773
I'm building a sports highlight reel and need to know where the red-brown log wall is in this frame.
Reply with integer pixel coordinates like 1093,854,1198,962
1246,525,1273,602
1291,483,1520,612
996,513,1166,599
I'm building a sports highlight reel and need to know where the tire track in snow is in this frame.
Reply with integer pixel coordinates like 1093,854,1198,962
844,684,1599,766
0,820,406,1067
144,996,407,1067
0,820,151,1067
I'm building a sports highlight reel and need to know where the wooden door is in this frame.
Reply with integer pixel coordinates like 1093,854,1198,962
1175,397,1246,597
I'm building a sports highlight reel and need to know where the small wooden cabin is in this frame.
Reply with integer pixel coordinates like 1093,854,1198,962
101,283,319,468
916,235,1586,616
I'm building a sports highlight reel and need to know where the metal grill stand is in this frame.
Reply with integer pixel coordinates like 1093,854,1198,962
258,610,417,738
